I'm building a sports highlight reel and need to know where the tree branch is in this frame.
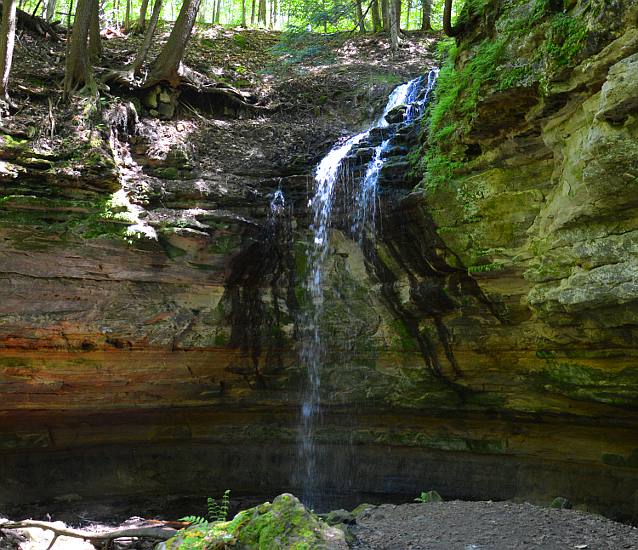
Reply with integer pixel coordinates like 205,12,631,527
0,519,178,547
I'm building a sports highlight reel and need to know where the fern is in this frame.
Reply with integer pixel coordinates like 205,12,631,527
207,489,231,522
179,515,209,526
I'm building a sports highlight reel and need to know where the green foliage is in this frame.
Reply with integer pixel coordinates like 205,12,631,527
179,516,209,526
544,13,588,67
207,490,232,522
178,490,231,529
414,490,443,503
419,0,590,192
421,37,507,190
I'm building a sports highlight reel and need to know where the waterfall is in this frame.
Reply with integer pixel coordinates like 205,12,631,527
297,70,439,508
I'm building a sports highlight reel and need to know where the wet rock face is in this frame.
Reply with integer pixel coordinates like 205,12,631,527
1,12,638,522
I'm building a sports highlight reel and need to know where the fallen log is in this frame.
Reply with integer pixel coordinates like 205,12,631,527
0,519,178,550
0,0,62,40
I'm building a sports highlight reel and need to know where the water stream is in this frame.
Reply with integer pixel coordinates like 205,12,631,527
297,70,438,508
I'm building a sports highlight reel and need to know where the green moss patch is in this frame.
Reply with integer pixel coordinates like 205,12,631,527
162,494,346,550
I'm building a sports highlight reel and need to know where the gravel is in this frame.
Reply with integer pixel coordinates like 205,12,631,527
350,501,638,550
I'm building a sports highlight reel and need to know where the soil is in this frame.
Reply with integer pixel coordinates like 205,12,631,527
350,501,638,549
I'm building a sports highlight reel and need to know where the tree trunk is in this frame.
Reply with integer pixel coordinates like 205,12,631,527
388,0,398,50
124,0,130,28
63,0,95,94
88,0,102,62
405,0,410,29
0,0,17,102
240,0,245,26
421,0,431,30
395,0,401,31
271,0,276,27
131,0,161,75
45,0,55,20
371,0,380,31
136,0,149,31
355,0,365,32
214,0,221,23
146,0,202,86
66,0,72,27
250,0,255,24
443,0,459,36
381,0,388,30
257,0,265,26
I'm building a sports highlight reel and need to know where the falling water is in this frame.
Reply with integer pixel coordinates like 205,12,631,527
297,70,439,507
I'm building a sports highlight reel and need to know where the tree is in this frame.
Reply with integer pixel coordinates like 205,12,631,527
421,0,431,30
124,0,131,27
145,0,202,87
45,0,55,21
0,0,17,105
443,0,459,36
240,0,246,26
355,0,365,32
130,0,162,75
371,0,381,31
380,0,388,29
134,0,150,32
63,0,96,94
257,0,265,26
388,0,398,51
89,0,102,62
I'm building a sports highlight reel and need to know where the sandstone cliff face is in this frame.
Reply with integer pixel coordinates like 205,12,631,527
384,0,638,518
1,7,637,521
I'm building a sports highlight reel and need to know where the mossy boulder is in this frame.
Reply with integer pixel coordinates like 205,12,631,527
158,494,347,550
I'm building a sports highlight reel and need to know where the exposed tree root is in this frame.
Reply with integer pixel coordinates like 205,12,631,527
0,519,178,549
102,64,264,119
0,1,62,40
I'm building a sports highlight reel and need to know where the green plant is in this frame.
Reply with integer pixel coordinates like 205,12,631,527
207,489,232,522
179,490,232,526
179,515,209,526
414,490,443,503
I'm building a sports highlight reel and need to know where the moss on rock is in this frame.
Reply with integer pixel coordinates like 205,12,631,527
160,494,347,550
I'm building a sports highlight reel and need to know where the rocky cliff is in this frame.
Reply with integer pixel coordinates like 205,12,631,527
1,4,637,523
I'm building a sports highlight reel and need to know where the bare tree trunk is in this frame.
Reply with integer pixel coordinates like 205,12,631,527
89,0,102,61
405,0,410,29
240,0,245,26
381,0,388,30
66,0,73,27
146,0,202,86
257,0,265,26
63,0,95,94
388,0,398,50
213,0,221,22
421,0,431,30
45,0,55,20
135,0,149,31
131,0,161,75
371,0,380,31
443,0,459,36
250,0,254,24
355,0,365,32
124,0,130,28
0,0,17,102
271,0,276,27
395,0,401,31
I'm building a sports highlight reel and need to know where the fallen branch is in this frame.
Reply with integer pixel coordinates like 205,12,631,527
0,0,62,40
0,519,178,549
